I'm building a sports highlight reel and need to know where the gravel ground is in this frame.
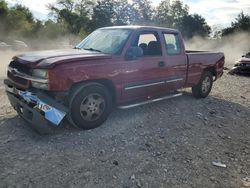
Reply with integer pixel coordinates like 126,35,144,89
0,52,250,188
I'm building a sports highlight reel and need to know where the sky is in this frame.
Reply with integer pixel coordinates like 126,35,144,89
6,0,250,28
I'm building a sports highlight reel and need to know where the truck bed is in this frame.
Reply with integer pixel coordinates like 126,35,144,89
186,50,224,86
186,50,224,65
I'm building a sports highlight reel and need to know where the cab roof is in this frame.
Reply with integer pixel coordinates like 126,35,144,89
100,25,179,33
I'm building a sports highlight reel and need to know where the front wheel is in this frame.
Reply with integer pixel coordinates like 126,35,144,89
192,71,213,98
69,83,113,129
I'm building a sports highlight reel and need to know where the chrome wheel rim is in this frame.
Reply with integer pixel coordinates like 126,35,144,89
201,76,211,94
80,93,105,121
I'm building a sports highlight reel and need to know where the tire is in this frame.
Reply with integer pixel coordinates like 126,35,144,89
192,71,213,98
69,83,113,129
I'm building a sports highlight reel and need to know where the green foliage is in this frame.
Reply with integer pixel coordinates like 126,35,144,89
178,14,211,39
0,0,8,34
5,4,34,37
90,0,135,29
222,12,250,36
113,0,133,25
91,0,115,29
41,20,67,38
155,0,189,27
49,0,94,33
169,0,189,27
155,0,172,27
0,0,232,41
0,0,8,18
131,0,154,24
155,0,209,38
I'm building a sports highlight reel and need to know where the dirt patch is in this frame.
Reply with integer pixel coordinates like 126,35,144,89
0,53,250,187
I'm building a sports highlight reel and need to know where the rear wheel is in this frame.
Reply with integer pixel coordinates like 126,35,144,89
192,71,213,98
69,83,113,129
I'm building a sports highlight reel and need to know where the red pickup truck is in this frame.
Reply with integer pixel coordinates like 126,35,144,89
4,26,224,133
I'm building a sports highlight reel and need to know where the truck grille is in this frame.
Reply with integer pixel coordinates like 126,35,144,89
9,60,31,75
7,60,31,88
7,71,28,86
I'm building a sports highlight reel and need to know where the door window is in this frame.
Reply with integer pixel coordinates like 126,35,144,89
163,33,181,55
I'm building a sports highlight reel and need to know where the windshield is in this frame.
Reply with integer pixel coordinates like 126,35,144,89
76,29,132,55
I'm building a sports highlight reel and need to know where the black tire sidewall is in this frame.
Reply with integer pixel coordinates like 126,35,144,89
201,72,213,97
192,71,213,98
70,84,112,129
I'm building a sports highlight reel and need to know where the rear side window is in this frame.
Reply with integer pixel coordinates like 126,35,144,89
138,34,157,45
163,33,181,55
133,32,162,56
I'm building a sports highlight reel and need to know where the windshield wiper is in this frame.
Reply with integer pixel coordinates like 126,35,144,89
83,48,102,53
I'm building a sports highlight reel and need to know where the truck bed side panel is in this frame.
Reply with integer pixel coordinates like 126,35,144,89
186,52,224,86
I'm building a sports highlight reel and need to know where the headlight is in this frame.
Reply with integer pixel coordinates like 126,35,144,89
32,69,48,79
31,82,49,90
31,69,49,89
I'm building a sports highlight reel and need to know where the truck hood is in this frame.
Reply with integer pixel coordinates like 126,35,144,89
13,49,112,68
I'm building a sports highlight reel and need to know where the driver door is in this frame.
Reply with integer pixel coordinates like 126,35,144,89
122,30,168,103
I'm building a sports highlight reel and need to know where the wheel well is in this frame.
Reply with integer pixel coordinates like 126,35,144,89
69,79,116,105
204,66,216,80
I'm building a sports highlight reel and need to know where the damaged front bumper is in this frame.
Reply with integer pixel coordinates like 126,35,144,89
4,79,68,134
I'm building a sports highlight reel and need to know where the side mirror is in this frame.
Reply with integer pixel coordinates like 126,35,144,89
125,47,143,61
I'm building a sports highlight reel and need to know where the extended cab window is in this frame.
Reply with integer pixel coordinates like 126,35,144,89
133,32,162,56
164,33,181,55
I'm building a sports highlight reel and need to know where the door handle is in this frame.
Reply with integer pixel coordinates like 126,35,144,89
158,61,165,67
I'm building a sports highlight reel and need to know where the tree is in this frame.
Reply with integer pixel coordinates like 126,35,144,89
178,14,211,39
113,0,133,25
0,0,8,34
91,0,136,29
155,0,210,38
0,0,8,19
155,0,172,27
58,9,80,34
232,12,250,30
49,0,74,15
131,0,154,24
75,0,95,19
222,12,250,36
5,4,35,37
169,0,189,27
41,19,66,38
31,20,43,36
155,0,189,28
1,0,213,41
49,0,94,34
91,0,115,29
